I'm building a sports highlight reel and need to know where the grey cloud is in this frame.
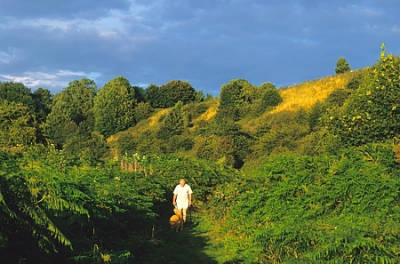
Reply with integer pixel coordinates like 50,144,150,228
0,0,400,93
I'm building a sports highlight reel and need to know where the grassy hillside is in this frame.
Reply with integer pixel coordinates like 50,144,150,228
273,71,356,113
107,72,356,163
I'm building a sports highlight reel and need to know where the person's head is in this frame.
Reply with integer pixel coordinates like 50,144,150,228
179,178,186,187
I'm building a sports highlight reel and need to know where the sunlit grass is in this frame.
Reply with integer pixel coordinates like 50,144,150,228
271,71,355,114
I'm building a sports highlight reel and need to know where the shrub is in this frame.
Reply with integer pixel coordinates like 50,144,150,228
261,88,282,109
204,144,400,263
157,102,184,140
327,51,400,145
116,132,137,157
134,102,153,122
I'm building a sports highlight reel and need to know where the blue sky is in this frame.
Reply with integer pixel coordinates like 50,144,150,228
0,0,399,94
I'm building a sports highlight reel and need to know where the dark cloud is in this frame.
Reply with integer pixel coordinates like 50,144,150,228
0,0,400,93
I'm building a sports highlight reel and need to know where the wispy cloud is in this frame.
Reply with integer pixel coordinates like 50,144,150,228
0,48,19,64
0,70,101,90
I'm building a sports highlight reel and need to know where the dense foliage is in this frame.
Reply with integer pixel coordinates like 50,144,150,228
94,76,137,138
43,79,97,147
202,144,400,263
1,46,400,263
328,50,400,145
0,147,234,263
145,81,195,108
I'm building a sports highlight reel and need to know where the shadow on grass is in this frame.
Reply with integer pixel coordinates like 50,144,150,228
137,210,217,264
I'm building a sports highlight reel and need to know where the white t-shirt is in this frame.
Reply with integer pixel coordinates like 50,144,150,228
173,184,193,209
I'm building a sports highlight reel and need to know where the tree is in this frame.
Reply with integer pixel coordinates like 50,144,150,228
216,80,246,121
44,78,97,147
133,86,146,102
134,102,154,122
145,84,162,108
335,57,351,74
94,76,137,137
260,87,282,109
0,82,34,109
157,101,184,140
194,90,205,102
0,100,36,146
161,80,195,107
32,88,52,123
145,81,195,108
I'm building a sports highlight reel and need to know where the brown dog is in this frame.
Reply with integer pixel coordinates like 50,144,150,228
169,208,184,232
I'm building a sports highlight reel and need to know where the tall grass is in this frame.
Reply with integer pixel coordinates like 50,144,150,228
272,71,356,114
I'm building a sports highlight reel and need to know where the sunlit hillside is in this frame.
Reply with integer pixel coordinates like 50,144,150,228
272,71,357,114
110,72,358,142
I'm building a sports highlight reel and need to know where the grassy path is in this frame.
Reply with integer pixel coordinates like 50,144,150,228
137,209,218,264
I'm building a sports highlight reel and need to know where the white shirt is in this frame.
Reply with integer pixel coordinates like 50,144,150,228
173,184,193,209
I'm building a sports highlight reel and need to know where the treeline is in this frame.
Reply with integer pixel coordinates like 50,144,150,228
0,77,206,159
112,79,283,168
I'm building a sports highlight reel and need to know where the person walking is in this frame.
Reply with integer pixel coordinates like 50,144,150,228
172,178,193,224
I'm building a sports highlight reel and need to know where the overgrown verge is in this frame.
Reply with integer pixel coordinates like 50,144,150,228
201,143,400,263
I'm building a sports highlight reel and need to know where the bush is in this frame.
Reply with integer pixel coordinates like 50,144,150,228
327,51,400,145
145,81,195,108
116,132,137,157
157,102,184,140
260,88,282,109
134,102,153,122
325,88,350,107
204,144,400,263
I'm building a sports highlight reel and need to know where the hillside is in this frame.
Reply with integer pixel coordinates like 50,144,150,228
107,71,357,163
272,71,357,113
3,50,400,263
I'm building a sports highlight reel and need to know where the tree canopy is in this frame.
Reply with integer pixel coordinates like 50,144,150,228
43,78,97,146
94,76,137,137
335,57,351,74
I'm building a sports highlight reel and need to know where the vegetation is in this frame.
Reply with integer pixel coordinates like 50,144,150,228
1,46,400,263
335,57,351,74
94,76,137,138
201,144,400,263
145,80,195,108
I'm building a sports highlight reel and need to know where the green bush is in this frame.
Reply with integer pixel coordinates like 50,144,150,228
145,81,195,108
157,102,184,140
327,51,400,145
204,144,400,263
134,102,153,122
116,132,137,157
260,88,282,109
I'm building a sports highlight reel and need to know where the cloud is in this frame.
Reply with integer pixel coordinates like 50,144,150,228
0,51,14,64
0,0,399,93
0,70,101,91
0,48,20,64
